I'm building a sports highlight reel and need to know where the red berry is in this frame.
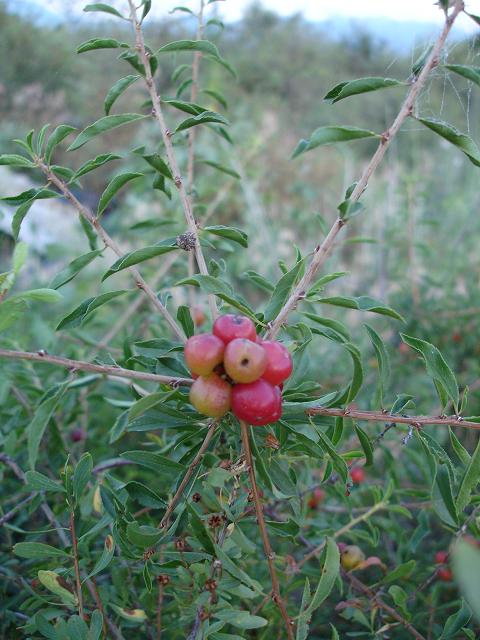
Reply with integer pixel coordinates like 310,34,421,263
232,379,282,426
261,340,293,386
435,551,449,565
184,334,225,376
437,567,453,582
224,338,267,383
71,428,86,442
350,467,365,484
307,488,325,509
213,314,256,344
189,373,232,418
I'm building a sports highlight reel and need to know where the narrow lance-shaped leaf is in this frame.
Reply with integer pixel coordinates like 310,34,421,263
102,242,177,281
292,126,379,159
28,382,70,469
445,64,480,88
73,452,93,501
304,537,340,615
77,38,129,54
83,3,125,18
13,542,70,560
401,333,459,412
416,117,480,168
264,258,305,322
50,249,103,289
174,110,229,134
56,290,129,330
204,225,248,247
68,114,147,151
364,323,391,404
319,295,404,322
104,75,140,115
456,438,480,513
71,153,122,180
83,535,115,581
324,77,402,103
97,172,142,217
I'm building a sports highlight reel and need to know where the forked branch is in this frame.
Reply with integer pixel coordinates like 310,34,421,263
239,420,294,639
267,1,465,338
128,0,218,321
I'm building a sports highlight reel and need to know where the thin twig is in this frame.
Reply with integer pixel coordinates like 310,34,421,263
239,420,294,639
346,571,426,640
159,421,218,529
93,458,136,475
0,348,193,386
37,160,185,342
267,1,465,338
69,509,84,619
307,406,480,431
86,578,124,640
0,493,37,526
128,0,218,321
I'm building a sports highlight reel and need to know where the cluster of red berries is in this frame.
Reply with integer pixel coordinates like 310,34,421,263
435,550,452,582
185,314,293,425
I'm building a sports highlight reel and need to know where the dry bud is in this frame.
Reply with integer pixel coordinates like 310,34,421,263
176,231,196,251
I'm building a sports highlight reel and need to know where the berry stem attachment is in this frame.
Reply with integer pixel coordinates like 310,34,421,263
239,420,294,639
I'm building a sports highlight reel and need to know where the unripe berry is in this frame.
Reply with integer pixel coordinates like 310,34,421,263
261,340,293,386
350,467,366,484
189,373,231,418
192,306,206,327
213,314,256,344
184,334,225,376
232,379,282,426
224,338,267,383
340,545,365,571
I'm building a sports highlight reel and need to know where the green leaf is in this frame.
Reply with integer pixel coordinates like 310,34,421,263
13,542,70,560
177,305,194,338
435,465,459,526
324,77,402,103
56,290,128,330
102,242,177,280
77,38,128,54
1,187,58,207
204,225,248,247
319,295,404,321
303,312,351,342
264,259,305,323
364,324,391,404
97,172,142,217
449,427,471,466
292,126,378,159
416,118,480,167
0,154,34,167
174,110,229,134
89,610,104,640
456,438,480,513
128,391,174,421
84,535,115,581
73,452,93,501
72,153,122,180
37,570,77,605
452,541,480,622
12,201,34,241
316,429,348,483
304,537,340,615
199,160,240,179
25,470,66,493
83,3,124,18
44,124,76,163
163,98,208,115
202,88,228,109
445,64,480,88
157,39,222,59
68,114,147,151
439,599,472,639
9,288,63,304
104,75,140,115
213,610,267,630
50,250,103,289
142,153,173,179
27,382,69,469
187,503,215,554
344,342,363,404
401,334,459,412
126,522,163,548
354,424,373,466
176,274,256,320
121,450,183,478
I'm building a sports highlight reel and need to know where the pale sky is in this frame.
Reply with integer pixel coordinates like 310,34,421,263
31,0,480,33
